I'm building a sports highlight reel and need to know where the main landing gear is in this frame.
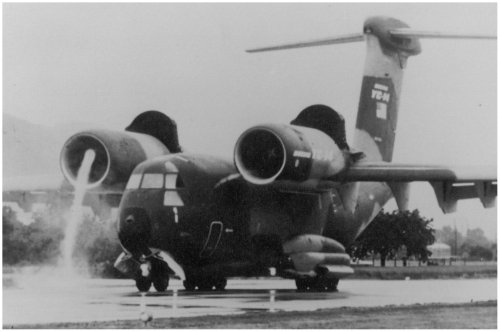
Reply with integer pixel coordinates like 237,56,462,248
183,276,227,291
295,277,339,292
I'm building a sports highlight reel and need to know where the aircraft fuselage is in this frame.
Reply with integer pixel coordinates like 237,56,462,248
116,151,392,280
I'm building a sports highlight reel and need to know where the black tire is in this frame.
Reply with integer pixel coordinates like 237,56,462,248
198,279,213,291
312,279,327,292
183,279,196,291
214,278,227,291
295,279,308,292
153,276,169,292
136,277,152,292
325,278,339,292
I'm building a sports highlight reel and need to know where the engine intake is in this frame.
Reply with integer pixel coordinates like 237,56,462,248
60,130,169,189
235,124,347,185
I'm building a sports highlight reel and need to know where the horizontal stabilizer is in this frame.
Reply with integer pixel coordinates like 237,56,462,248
390,28,496,40
246,32,364,53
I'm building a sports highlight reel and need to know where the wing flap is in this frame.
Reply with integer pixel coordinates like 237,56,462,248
431,181,497,213
335,162,496,182
333,162,497,213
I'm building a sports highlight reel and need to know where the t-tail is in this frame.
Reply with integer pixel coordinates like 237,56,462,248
247,16,495,163
353,17,420,162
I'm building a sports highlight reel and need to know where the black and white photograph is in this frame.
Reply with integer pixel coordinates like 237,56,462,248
3,2,497,328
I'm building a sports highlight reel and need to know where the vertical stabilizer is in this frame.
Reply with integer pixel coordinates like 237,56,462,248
353,17,421,162
247,15,492,162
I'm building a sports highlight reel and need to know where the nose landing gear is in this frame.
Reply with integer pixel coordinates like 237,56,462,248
134,260,171,292
136,277,152,292
152,276,170,292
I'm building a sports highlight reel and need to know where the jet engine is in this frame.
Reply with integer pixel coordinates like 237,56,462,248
61,130,169,189
235,105,352,185
235,123,349,185
60,111,177,190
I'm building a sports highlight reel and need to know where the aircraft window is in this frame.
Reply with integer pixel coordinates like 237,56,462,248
126,174,142,189
165,173,185,189
141,173,164,189
176,176,185,188
165,174,178,189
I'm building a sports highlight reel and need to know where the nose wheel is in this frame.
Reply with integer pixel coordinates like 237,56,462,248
134,259,171,292
135,276,170,292
136,277,152,292
152,276,170,292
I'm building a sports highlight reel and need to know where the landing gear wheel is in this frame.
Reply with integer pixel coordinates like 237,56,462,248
295,279,308,292
214,278,227,291
325,278,339,292
136,277,152,292
198,279,214,291
312,278,327,292
153,276,170,292
183,279,196,291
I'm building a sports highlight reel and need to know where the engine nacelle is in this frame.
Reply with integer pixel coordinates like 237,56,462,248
60,129,169,189
234,124,347,185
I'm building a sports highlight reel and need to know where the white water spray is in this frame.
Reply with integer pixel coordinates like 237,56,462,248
60,149,96,273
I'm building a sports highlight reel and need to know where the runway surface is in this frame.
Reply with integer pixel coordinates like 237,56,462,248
3,271,497,326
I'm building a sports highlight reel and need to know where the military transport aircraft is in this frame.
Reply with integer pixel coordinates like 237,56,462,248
57,16,497,292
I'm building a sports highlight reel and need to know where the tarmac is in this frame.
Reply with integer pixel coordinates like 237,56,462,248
3,271,497,326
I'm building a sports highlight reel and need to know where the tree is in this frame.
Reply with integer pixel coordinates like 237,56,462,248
3,205,121,277
468,245,493,261
3,206,28,264
463,228,490,248
348,209,435,266
3,206,63,265
435,225,464,255
348,210,399,266
398,210,435,262
459,228,494,261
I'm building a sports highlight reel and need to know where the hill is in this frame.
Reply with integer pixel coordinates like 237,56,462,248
3,114,95,178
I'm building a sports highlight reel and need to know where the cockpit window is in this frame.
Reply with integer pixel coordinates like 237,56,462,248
126,174,142,189
141,173,164,189
165,174,178,189
176,175,185,188
165,173,185,189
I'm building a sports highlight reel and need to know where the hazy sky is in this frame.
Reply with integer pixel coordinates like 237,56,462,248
3,3,497,238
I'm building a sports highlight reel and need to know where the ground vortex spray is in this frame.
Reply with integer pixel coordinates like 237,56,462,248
60,149,96,273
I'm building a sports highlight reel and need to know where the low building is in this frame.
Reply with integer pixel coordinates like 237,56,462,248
427,242,452,265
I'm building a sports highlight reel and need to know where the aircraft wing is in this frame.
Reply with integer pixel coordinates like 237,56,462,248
332,162,497,213
3,174,66,192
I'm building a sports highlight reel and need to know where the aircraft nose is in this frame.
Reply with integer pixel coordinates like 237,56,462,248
118,208,152,257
